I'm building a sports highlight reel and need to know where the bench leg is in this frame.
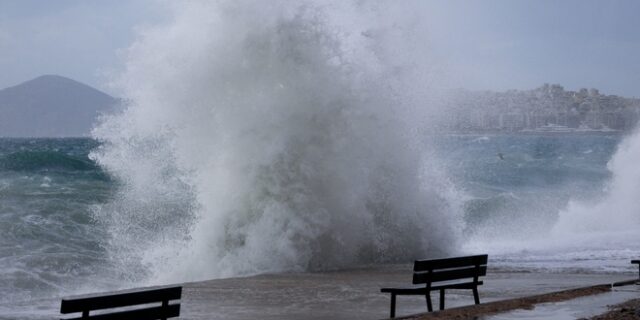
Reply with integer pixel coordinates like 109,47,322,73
439,289,445,310
390,293,396,318
162,299,168,320
473,287,480,305
426,292,433,312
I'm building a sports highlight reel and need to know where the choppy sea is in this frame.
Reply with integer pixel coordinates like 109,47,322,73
0,133,639,319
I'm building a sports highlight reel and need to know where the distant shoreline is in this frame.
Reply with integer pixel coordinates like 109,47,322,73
0,130,629,140
434,130,625,136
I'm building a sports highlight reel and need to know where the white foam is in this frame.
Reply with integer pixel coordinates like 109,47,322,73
554,130,640,236
91,1,461,285
464,130,640,272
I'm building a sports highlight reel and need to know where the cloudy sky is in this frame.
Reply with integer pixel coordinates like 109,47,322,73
0,0,165,94
0,0,638,97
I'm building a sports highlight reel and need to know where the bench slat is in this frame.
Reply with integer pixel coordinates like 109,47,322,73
380,287,428,295
429,280,482,291
60,287,181,314
61,304,180,320
381,280,484,294
414,254,488,271
413,266,487,284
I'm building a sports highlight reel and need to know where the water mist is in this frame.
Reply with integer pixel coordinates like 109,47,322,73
553,129,640,242
91,1,462,285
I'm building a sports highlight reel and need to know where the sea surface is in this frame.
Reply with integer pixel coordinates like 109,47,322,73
0,133,637,315
434,133,639,274
0,138,114,303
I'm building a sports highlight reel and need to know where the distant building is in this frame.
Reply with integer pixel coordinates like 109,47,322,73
444,85,640,133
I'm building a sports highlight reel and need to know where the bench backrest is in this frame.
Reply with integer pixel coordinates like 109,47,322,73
60,286,181,320
412,255,488,286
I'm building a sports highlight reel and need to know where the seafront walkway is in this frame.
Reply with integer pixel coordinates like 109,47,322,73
175,265,634,320
4,265,636,320
405,281,640,320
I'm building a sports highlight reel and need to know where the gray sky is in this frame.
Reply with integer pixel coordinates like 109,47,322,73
0,0,166,95
0,0,638,97
423,0,640,98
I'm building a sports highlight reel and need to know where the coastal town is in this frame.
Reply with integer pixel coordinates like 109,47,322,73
445,84,640,133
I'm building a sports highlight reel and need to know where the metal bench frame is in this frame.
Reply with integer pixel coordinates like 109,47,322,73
381,254,488,318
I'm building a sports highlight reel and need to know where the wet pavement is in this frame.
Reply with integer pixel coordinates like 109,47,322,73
482,284,640,320
178,266,635,320
5,265,637,320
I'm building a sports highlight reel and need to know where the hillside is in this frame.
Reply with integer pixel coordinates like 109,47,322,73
0,75,118,137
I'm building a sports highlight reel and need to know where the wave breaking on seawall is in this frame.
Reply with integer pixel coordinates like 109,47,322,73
553,128,640,243
90,1,462,285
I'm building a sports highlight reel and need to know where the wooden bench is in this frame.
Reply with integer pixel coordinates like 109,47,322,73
380,254,487,318
633,260,640,283
60,286,181,320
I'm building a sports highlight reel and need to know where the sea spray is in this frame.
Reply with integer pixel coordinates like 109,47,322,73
553,129,640,240
91,1,462,284
454,132,639,272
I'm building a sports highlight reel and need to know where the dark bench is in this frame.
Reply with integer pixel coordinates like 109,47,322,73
60,286,181,320
381,254,488,318
633,260,640,283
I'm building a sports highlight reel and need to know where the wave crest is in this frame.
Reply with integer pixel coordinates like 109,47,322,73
0,151,98,172
91,1,461,284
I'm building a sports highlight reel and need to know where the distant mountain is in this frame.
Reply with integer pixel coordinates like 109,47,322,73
0,75,118,137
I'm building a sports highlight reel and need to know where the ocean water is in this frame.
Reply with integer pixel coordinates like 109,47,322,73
3,1,640,317
0,138,114,304
437,133,640,273
0,133,637,310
